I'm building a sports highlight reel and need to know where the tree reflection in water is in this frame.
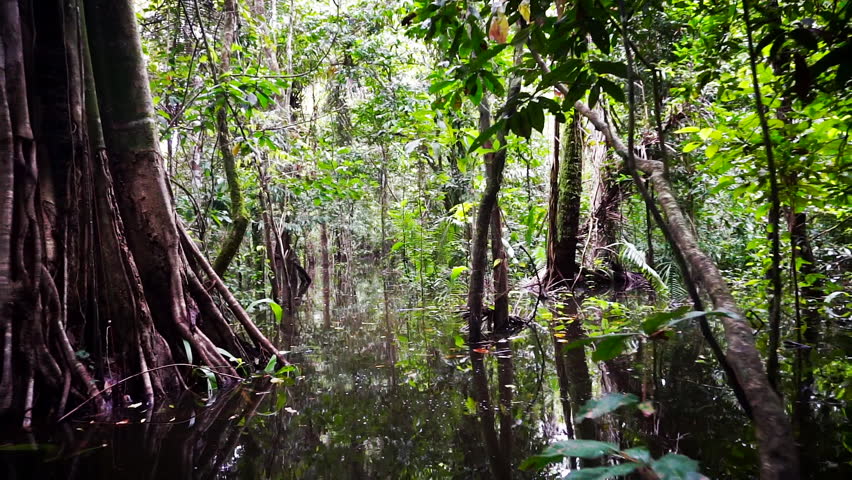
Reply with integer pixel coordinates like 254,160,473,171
6,279,844,479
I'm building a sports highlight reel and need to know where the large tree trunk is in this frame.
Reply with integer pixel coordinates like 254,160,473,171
579,101,799,479
0,0,284,427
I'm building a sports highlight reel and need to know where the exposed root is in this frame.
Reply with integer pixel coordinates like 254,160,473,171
180,224,289,366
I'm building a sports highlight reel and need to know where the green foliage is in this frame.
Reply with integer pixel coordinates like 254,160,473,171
575,393,640,422
521,439,707,480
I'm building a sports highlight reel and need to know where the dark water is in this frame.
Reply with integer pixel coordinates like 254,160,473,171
1,276,850,479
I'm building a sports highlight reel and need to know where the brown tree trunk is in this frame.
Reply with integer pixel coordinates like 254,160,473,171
320,223,331,329
579,101,799,480
467,48,522,345
490,206,509,332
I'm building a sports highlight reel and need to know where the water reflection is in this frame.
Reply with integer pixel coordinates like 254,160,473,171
0,385,266,480
3,278,849,479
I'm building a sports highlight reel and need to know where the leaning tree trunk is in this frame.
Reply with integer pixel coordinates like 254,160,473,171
530,46,799,479
0,0,285,427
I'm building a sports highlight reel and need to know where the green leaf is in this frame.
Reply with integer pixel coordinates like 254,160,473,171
619,241,668,295
674,126,700,133
450,265,468,281
590,61,628,79
216,347,241,366
683,142,702,153
469,119,505,153
466,43,510,73
454,335,466,348
248,298,283,324
183,339,193,364
705,143,719,159
521,440,619,471
587,19,611,54
641,306,691,335
562,336,596,352
428,79,456,94
575,393,640,421
527,102,545,133
588,83,601,109
264,355,277,374
540,59,583,89
481,71,505,96
650,454,703,479
596,77,625,103
197,366,218,392
509,110,532,139
566,463,639,479
591,333,634,362
465,396,477,415
621,447,652,463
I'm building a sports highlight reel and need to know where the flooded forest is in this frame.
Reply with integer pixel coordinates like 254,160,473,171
1,0,850,478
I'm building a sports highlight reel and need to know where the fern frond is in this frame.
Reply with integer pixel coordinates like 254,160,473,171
618,241,669,297
660,261,689,301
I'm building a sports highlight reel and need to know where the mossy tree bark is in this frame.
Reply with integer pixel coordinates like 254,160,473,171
0,0,284,427
546,114,583,287
210,0,249,278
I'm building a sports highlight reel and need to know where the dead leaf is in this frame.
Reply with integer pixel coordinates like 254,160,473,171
489,13,509,43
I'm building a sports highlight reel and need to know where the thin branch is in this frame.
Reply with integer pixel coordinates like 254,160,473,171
743,0,784,391
58,363,243,422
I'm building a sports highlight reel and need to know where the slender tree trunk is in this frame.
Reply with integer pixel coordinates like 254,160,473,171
742,0,784,391
583,103,799,480
490,206,509,332
320,223,331,329
210,0,249,277
467,48,521,345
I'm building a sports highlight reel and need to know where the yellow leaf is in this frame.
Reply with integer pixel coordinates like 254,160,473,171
232,144,240,155
489,13,509,43
519,0,530,22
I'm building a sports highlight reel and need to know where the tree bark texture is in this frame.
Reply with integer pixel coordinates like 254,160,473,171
546,113,583,287
489,207,509,332
0,0,284,425
578,100,799,479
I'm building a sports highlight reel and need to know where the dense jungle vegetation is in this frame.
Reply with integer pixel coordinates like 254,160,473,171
0,0,850,478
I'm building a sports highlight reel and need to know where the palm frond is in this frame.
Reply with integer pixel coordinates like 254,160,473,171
618,240,669,296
